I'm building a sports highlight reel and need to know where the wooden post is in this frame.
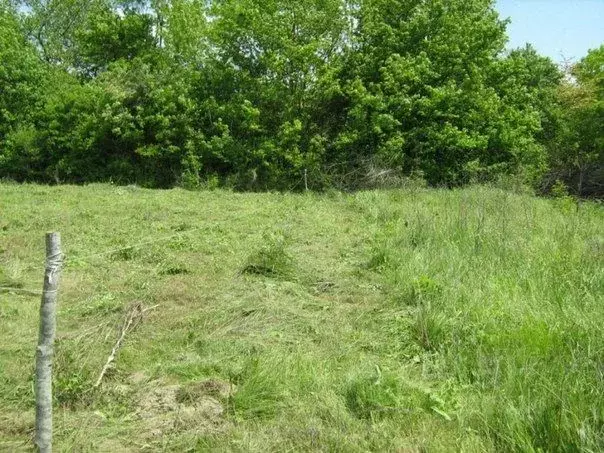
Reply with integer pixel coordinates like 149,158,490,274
304,168,308,192
35,233,62,453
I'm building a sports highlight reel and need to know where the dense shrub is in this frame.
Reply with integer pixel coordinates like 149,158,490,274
0,1,601,193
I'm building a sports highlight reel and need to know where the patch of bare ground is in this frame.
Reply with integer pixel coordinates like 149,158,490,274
136,379,233,439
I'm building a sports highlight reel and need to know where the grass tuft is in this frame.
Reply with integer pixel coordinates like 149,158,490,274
241,231,295,278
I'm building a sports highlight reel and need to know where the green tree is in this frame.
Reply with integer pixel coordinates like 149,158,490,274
201,0,349,188
19,0,102,67
0,3,47,176
22,57,200,186
75,5,158,77
550,45,604,196
487,45,563,185
322,0,559,186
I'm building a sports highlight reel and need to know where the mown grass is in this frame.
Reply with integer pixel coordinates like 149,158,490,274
0,183,602,452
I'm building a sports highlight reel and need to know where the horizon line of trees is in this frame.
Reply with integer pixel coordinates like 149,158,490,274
1,0,602,195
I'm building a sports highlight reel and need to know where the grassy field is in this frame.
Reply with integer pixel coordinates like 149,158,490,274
0,183,603,452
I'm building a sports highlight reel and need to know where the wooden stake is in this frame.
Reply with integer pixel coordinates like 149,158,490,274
304,168,308,192
35,233,62,453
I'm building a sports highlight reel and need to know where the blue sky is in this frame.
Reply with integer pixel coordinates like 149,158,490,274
495,0,604,63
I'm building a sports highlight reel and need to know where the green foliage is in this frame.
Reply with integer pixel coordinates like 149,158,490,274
550,179,569,198
328,1,562,186
546,45,604,196
0,6,46,153
76,5,158,77
3,55,202,186
0,1,602,193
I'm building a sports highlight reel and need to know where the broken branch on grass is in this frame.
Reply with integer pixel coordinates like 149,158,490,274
94,303,159,388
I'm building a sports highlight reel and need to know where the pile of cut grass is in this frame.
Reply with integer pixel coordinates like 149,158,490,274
0,183,602,451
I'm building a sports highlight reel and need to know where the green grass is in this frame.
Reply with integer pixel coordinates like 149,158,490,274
0,183,602,452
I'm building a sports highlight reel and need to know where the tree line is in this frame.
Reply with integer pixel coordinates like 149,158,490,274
0,0,602,194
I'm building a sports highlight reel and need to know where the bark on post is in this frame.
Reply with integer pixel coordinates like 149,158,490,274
35,232,62,453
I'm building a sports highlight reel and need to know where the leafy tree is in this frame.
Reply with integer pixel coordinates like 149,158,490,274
549,45,604,196
161,0,209,61
19,0,102,67
324,0,557,186
75,5,158,77
22,57,200,186
0,4,47,175
200,0,350,188
486,45,563,184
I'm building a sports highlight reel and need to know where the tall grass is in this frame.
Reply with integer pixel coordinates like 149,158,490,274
361,187,604,451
